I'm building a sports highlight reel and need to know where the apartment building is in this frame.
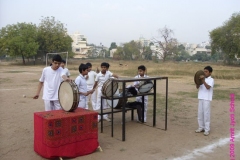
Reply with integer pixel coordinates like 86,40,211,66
70,32,91,58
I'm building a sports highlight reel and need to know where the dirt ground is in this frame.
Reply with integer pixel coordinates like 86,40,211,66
0,63,239,160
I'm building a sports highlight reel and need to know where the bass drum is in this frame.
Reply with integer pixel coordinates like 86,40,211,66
101,78,118,98
58,81,79,112
106,90,127,109
138,80,154,93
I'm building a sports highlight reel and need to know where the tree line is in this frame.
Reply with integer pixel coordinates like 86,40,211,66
1,12,239,65
0,16,72,64
110,12,240,64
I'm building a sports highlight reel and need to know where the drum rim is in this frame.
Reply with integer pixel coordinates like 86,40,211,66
106,90,120,108
102,79,118,98
138,82,154,93
58,81,79,112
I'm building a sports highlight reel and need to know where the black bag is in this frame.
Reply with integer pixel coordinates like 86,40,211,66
126,101,143,121
126,87,138,96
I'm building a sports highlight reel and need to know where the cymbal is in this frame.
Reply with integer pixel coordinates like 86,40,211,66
194,70,204,85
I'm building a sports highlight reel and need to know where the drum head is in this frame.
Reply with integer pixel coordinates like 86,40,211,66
58,81,74,111
194,70,204,85
106,90,119,108
103,79,118,97
138,82,154,93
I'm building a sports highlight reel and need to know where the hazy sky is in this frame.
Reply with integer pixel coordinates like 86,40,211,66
0,0,239,47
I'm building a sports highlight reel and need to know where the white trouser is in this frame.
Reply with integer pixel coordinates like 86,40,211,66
78,97,87,109
136,96,148,122
198,99,211,132
86,84,97,110
44,100,61,111
96,86,108,120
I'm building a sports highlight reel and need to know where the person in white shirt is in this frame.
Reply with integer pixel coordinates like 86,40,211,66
195,66,214,136
92,62,118,122
133,65,149,123
85,62,97,110
33,55,71,111
75,63,94,109
60,59,70,78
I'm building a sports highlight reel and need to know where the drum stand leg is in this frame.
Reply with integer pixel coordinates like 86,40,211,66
97,146,103,152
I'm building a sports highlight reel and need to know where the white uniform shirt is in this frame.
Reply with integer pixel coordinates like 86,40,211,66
87,71,97,85
198,76,214,101
133,74,149,88
39,66,64,100
95,71,113,88
75,74,88,99
63,68,70,77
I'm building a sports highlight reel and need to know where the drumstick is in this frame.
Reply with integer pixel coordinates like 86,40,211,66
22,95,34,99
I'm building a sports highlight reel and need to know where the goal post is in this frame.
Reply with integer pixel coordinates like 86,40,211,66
46,52,68,67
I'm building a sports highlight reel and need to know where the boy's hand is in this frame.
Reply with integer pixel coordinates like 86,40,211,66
65,78,72,82
199,75,205,82
33,95,39,99
199,75,205,79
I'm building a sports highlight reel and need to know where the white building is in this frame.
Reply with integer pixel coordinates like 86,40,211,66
137,36,151,47
150,45,163,59
110,48,117,57
70,32,91,58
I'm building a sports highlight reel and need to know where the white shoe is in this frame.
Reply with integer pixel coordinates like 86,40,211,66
195,128,204,133
204,131,210,136
104,117,111,122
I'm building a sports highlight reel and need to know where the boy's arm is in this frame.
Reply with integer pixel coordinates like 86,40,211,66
112,73,118,78
92,81,98,90
33,82,43,99
200,75,211,89
62,75,71,82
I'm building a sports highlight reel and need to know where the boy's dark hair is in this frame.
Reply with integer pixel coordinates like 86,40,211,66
52,54,62,62
86,62,92,68
101,62,108,67
204,66,213,73
106,63,110,68
79,63,88,73
62,59,66,64
138,65,146,71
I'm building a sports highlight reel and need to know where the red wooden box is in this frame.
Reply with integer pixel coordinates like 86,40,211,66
34,108,99,159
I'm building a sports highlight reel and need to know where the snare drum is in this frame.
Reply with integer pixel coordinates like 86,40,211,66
138,80,154,93
101,79,118,98
106,90,127,109
58,81,79,112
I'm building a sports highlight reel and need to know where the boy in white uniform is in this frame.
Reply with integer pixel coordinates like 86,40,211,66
85,62,97,110
75,63,94,109
92,62,118,122
33,55,71,111
60,59,70,78
133,65,149,123
195,66,214,136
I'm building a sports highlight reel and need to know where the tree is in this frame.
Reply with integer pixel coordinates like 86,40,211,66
113,46,124,60
0,22,39,64
210,12,240,64
190,52,209,61
142,46,152,60
123,40,140,60
174,44,190,61
37,16,73,54
152,26,178,61
109,42,117,50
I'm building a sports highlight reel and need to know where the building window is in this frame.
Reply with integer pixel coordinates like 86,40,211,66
76,48,80,52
